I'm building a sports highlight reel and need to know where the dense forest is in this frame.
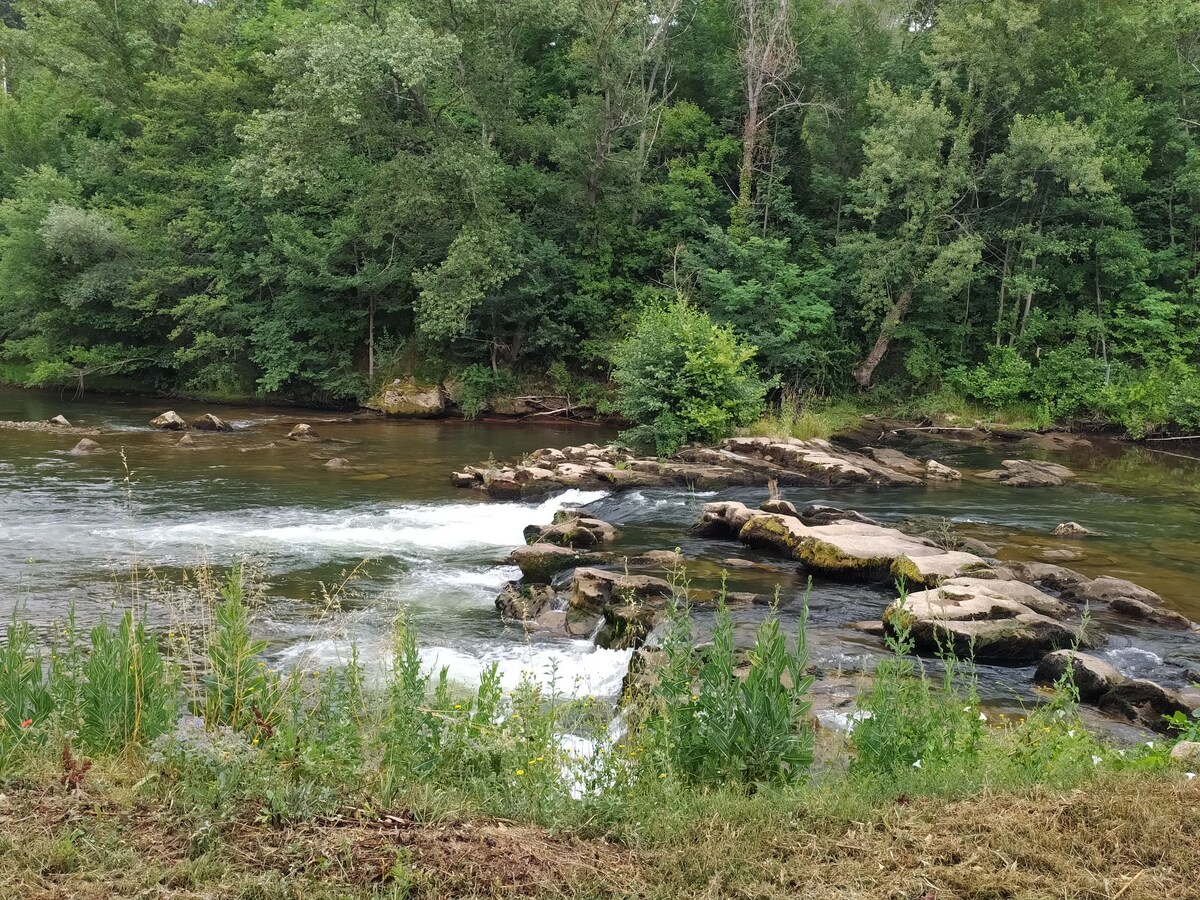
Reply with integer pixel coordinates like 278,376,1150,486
0,0,1199,432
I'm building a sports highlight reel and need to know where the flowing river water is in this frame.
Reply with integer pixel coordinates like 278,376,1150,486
3,387,1200,718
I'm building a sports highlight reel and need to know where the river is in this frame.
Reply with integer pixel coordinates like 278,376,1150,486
2,386,1199,712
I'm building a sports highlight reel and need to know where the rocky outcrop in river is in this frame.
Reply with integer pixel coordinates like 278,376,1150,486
453,437,962,498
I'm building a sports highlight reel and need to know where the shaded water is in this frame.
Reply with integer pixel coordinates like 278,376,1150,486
2,387,1199,708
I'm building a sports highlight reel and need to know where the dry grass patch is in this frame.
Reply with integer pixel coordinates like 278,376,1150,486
642,774,1200,899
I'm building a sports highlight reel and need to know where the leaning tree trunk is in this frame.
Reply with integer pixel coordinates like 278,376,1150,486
852,286,913,387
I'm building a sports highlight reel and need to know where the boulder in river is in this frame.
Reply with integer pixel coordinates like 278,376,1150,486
287,423,321,442
367,377,445,418
1006,561,1091,593
925,459,962,481
979,459,1075,487
324,457,351,469
496,581,557,621
733,509,987,586
1034,650,1126,702
694,500,757,538
569,567,675,615
69,438,103,455
524,514,619,549
510,543,608,583
192,413,232,432
48,414,71,427
1054,521,1097,537
1060,575,1162,607
884,577,1087,662
1097,679,1195,733
177,434,195,448
149,410,187,431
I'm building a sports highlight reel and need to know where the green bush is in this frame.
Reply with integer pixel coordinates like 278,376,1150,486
852,582,983,776
79,611,178,754
456,364,516,418
613,298,769,456
643,584,814,788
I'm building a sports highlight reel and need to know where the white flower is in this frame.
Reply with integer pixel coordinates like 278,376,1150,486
912,759,922,769
1067,730,1076,738
1091,755,1103,766
1186,772,1197,781
1118,749,1126,757
963,706,971,712
978,712,987,722
1146,741,1155,749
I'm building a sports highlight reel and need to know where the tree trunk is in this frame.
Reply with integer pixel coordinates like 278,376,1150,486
367,294,375,381
852,286,913,387
1016,254,1038,342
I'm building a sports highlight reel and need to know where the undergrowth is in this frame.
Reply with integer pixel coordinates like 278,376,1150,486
1,567,1196,899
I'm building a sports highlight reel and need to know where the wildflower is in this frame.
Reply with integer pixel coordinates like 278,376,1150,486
516,769,525,776
1091,755,1102,766
978,712,987,722
454,703,462,710
20,719,32,729
1145,741,1155,749
1187,773,1197,781
1067,729,1076,738
912,759,922,769
659,773,667,779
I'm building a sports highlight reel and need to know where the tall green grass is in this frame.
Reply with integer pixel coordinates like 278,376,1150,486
0,566,1191,841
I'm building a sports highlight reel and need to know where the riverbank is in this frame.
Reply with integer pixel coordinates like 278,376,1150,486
2,767,1195,899
2,580,1198,900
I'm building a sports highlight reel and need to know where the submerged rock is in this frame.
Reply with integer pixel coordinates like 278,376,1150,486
192,413,232,432
149,410,187,431
287,423,320,442
979,459,1075,487
367,377,445,418
70,438,103,455
177,434,195,448
1054,521,1097,537
324,457,351,469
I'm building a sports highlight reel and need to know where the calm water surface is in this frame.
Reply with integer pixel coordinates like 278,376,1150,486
2,387,1199,705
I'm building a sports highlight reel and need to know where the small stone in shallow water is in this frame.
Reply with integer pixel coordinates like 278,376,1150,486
1054,521,1097,537
324,457,351,469
48,414,71,427
70,438,103,455
149,410,187,430
287,423,320,441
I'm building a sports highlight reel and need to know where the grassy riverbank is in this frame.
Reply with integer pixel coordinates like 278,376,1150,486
3,569,1199,899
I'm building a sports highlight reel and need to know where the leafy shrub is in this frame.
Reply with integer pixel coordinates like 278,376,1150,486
79,611,178,753
852,582,983,776
202,571,283,739
613,298,768,455
1098,358,1200,437
0,620,53,771
456,363,515,418
947,346,1034,409
644,584,814,788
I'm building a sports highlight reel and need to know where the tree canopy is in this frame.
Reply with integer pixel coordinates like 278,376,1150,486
0,0,1197,428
